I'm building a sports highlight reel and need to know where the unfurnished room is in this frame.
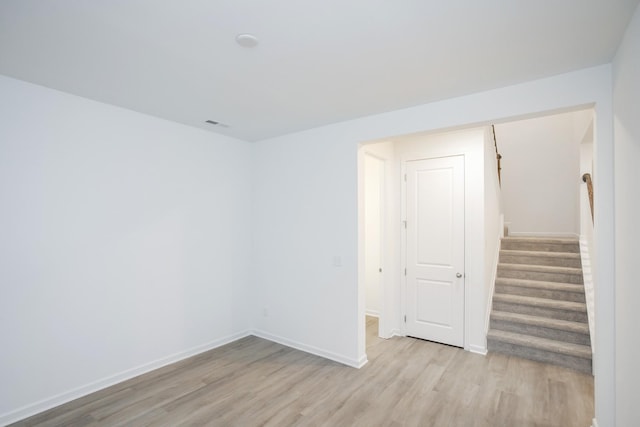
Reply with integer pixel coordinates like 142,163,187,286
1,1,639,426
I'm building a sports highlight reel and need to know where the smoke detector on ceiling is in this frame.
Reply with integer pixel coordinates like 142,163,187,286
235,34,259,48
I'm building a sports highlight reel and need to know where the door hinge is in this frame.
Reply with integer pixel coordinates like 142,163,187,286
404,268,407,276
404,174,407,182
404,315,407,323
403,220,407,229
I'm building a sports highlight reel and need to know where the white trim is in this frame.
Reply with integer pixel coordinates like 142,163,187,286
356,355,368,368
400,161,408,338
0,330,252,426
507,231,580,238
484,230,502,335
579,236,596,351
579,236,596,377
591,418,599,427
365,309,380,318
252,329,366,368
389,328,403,338
469,344,488,355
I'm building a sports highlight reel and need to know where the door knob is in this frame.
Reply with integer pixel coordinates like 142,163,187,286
456,273,463,278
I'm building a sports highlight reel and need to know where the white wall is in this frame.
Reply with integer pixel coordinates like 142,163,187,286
578,116,596,355
495,111,587,236
0,64,618,426
580,117,595,239
251,64,615,424
251,131,362,366
484,127,503,336
0,75,253,424
613,3,640,426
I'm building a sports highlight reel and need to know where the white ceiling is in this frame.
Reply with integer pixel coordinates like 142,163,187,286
1,1,637,141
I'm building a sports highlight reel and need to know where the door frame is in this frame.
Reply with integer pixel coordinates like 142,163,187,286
396,135,482,353
358,143,396,343
359,128,491,356
363,151,385,329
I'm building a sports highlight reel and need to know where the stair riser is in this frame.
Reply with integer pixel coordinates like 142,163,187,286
495,284,586,303
490,318,591,346
487,339,592,374
497,268,583,284
492,301,588,323
501,241,579,253
499,253,582,268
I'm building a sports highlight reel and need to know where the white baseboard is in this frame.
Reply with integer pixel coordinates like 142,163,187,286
591,417,599,427
365,310,380,318
508,231,580,238
356,355,368,368
0,330,252,426
252,329,366,368
469,344,488,355
389,328,402,338
2,329,367,425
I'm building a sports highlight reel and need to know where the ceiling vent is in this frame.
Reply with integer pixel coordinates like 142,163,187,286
205,120,229,128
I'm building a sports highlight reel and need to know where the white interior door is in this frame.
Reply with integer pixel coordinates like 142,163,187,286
405,155,464,347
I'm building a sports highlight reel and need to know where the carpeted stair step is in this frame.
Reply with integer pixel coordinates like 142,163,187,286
492,294,588,323
499,249,582,268
487,329,592,373
495,277,586,302
500,237,579,253
488,235,592,373
490,310,590,345
497,263,583,284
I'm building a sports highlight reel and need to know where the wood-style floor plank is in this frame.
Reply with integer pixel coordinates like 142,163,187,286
10,317,594,426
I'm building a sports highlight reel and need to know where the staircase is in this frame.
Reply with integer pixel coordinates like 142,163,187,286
487,236,592,374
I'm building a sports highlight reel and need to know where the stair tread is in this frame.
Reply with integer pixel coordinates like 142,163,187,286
488,329,592,359
490,310,590,334
500,237,580,254
502,237,579,243
498,263,582,274
493,293,587,312
495,277,585,292
500,249,581,258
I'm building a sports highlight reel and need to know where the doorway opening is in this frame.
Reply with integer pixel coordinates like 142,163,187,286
358,127,489,353
358,107,596,363
363,153,384,326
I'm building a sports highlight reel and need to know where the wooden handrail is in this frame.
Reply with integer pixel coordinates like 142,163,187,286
582,173,594,223
492,125,502,186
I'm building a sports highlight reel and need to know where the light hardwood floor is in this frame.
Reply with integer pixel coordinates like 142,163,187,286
11,317,594,426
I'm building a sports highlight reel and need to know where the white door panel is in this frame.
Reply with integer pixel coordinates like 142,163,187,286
405,155,464,347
